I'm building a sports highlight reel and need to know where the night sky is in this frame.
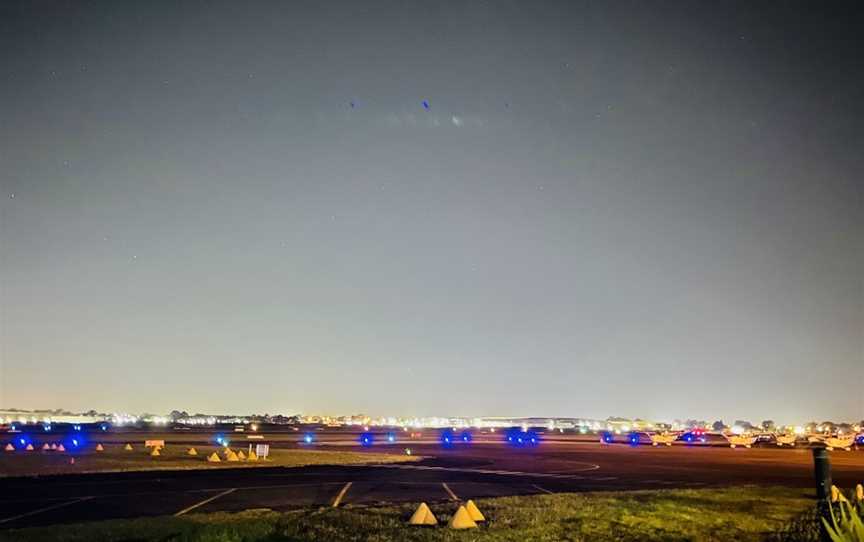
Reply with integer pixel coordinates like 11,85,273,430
1,1,862,422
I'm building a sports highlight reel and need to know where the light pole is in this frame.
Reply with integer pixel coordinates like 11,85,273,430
812,446,831,542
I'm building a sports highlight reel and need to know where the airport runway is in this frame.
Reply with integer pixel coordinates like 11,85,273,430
2,438,863,529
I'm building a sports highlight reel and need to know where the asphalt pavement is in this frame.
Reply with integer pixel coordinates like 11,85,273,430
2,438,863,529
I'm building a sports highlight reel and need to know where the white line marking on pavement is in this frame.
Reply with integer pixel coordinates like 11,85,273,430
441,482,459,501
331,482,352,507
372,464,600,479
532,484,554,494
0,496,94,524
174,488,236,516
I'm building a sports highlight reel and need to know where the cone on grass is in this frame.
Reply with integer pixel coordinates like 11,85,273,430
42,443,51,451
237,450,246,460
150,447,161,457
408,502,438,526
448,505,478,529
25,443,34,451
124,443,133,451
247,450,258,461
95,443,104,452
69,457,75,465
225,449,239,462
50,443,58,450
57,444,66,452
4,443,13,452
465,500,485,522
187,447,198,456
207,452,221,463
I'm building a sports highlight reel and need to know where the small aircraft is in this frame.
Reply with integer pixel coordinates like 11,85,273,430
649,433,676,446
824,435,855,451
724,434,757,448
775,434,797,446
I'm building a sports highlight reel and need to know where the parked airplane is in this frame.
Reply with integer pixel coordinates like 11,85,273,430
775,434,797,446
649,433,676,446
724,434,757,448
823,435,855,451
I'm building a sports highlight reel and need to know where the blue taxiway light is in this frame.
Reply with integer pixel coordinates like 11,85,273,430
360,433,374,447
67,433,86,449
304,433,314,444
505,428,540,448
387,433,395,443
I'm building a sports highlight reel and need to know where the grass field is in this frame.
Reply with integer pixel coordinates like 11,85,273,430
0,444,416,477
0,486,818,542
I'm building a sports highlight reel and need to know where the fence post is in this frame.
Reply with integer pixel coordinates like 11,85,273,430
812,446,831,541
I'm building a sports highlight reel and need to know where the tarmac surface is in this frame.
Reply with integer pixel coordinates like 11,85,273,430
1,430,863,529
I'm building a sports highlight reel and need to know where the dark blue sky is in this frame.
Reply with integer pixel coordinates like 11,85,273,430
1,1,862,422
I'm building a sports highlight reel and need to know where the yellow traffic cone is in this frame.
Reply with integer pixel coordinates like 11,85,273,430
57,444,66,452
237,450,246,460
247,450,258,461
42,443,51,451
408,502,438,525
150,447,161,457
25,443,34,451
465,500,485,522
187,447,198,456
50,443,57,450
448,505,478,529
3,443,14,452
69,457,75,465
95,443,104,452
207,452,221,462
225,449,239,462
124,443,133,451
